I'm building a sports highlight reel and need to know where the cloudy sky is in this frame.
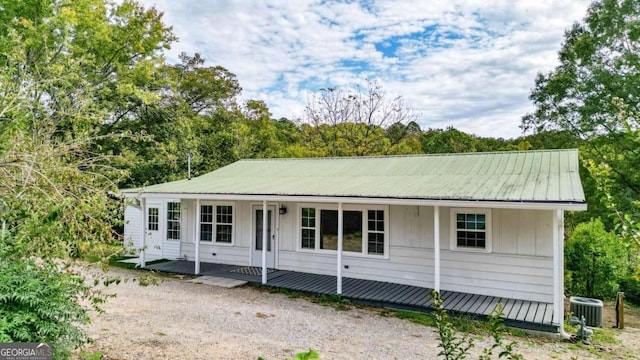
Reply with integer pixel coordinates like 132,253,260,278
137,0,590,139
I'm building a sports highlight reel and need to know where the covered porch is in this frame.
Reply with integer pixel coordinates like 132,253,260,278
146,260,557,332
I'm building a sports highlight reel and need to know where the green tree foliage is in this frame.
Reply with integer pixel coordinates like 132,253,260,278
522,0,640,234
420,127,478,154
236,100,284,159
301,80,418,156
0,0,174,356
584,99,640,248
114,52,243,186
565,219,628,299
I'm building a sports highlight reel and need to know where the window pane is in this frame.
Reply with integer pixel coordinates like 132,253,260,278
301,229,315,249
367,210,384,231
217,205,232,224
320,210,338,250
216,224,232,243
368,232,384,255
456,230,486,249
148,207,159,231
201,205,213,223
255,209,272,251
343,211,362,252
200,224,212,241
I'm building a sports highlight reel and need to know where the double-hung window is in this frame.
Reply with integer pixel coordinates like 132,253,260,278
166,202,181,241
450,208,491,252
199,203,234,244
301,208,316,249
300,205,387,257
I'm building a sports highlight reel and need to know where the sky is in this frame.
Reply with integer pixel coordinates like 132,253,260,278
137,0,591,139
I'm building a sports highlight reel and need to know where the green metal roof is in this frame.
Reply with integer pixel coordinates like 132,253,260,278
129,149,585,205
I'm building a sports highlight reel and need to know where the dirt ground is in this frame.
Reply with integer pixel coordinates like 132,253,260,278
78,267,640,360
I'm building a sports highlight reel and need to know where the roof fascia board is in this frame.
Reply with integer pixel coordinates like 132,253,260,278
136,192,587,211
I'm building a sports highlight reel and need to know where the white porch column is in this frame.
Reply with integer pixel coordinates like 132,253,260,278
262,199,268,284
195,199,201,275
140,197,146,268
337,202,343,295
434,205,440,293
553,209,564,325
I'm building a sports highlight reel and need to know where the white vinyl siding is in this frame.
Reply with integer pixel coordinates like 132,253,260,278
166,199,555,303
123,205,142,252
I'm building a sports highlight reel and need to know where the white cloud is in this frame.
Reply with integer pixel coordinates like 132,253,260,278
138,0,590,139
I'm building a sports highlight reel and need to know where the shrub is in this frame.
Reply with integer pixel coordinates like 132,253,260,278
0,258,92,359
565,219,628,299
619,275,640,305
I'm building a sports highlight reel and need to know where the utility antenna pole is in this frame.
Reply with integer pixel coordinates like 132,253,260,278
187,151,192,180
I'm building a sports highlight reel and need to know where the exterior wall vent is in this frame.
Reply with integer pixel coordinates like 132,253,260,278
570,296,604,327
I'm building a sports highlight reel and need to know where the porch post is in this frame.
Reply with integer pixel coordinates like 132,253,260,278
262,199,268,284
337,202,343,295
553,209,564,325
434,205,440,293
140,197,146,268
195,199,201,275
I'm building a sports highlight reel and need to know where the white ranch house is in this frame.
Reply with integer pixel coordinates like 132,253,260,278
123,149,586,330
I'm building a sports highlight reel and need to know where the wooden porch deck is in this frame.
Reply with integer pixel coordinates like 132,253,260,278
146,260,557,332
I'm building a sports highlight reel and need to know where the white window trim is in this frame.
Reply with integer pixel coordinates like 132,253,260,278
296,203,390,259
199,201,235,246
449,207,492,253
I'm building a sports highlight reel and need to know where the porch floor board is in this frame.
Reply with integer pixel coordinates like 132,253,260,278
145,260,557,332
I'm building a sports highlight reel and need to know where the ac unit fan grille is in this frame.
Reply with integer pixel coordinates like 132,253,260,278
569,296,603,327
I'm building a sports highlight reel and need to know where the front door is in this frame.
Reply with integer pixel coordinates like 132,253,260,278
145,202,163,258
253,205,276,268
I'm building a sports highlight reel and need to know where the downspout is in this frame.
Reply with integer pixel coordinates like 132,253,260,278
554,209,571,339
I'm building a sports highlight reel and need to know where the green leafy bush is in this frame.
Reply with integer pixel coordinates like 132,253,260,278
565,219,628,299
0,258,92,359
619,275,640,305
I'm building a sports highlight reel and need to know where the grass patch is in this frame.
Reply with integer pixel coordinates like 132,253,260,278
395,310,490,334
310,294,352,311
79,351,103,360
395,309,527,338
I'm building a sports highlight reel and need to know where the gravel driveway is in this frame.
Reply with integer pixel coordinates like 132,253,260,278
80,267,636,359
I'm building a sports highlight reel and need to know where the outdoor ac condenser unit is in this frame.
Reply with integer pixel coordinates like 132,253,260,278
570,296,604,327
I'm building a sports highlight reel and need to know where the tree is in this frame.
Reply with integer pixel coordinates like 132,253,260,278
235,99,283,159
584,98,640,248
522,0,640,228
565,219,628,299
420,127,478,154
302,80,418,156
113,53,243,186
0,0,174,356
